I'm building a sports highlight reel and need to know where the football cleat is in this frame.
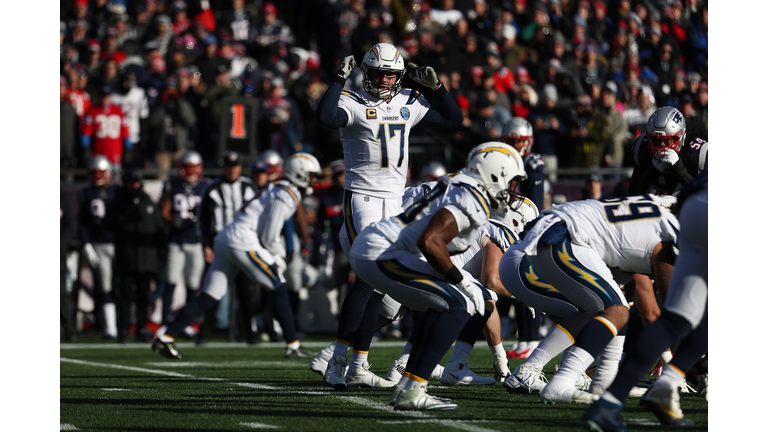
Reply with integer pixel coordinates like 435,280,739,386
324,354,349,390
504,363,547,394
285,346,316,359
575,371,592,392
386,355,408,384
392,382,458,411
151,338,187,360
628,386,648,398
440,361,496,386
639,384,695,426
309,343,335,375
540,379,600,404
582,398,628,432
493,353,511,382
345,362,396,389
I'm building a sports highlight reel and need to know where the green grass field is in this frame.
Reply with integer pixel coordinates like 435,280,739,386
60,336,708,431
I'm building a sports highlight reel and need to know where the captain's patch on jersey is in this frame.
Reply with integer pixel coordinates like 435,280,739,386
400,107,410,120
366,109,377,119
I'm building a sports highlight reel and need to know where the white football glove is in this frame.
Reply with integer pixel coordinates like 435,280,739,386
455,276,485,316
337,55,356,79
407,62,440,89
652,149,679,171
84,243,100,269
272,256,287,276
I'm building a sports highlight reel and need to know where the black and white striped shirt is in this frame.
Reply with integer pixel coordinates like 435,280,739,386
199,176,257,249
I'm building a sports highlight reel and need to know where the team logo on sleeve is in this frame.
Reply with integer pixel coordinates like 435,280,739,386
366,109,377,119
400,107,410,120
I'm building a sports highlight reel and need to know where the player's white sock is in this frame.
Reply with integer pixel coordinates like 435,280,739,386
528,324,575,366
656,364,685,390
350,350,368,368
398,342,413,361
333,340,350,358
589,335,624,395
447,341,473,364
549,346,595,388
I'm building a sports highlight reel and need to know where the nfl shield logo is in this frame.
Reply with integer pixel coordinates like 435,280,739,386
400,107,410,120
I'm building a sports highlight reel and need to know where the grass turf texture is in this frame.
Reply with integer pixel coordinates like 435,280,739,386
61,337,708,431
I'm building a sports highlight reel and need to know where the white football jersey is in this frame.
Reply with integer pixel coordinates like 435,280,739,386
545,195,679,274
349,173,491,261
110,86,149,144
452,219,520,278
338,88,432,199
215,180,301,256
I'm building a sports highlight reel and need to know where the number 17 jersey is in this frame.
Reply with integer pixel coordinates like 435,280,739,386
338,88,431,199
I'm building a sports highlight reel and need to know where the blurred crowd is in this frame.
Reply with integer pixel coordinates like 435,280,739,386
60,0,708,177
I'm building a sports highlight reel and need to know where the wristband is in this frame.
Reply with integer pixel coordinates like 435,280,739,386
445,265,463,285
431,82,447,96
333,74,346,87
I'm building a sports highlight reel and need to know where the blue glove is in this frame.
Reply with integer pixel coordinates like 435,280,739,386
81,135,91,147
123,138,133,149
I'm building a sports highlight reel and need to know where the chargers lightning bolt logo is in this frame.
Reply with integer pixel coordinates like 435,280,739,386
524,266,558,293
556,243,609,297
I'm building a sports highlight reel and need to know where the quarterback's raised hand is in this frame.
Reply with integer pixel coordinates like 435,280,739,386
337,55,356,79
407,62,441,90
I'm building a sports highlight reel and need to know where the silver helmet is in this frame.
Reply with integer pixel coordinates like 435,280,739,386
178,150,203,184
88,155,112,187
646,106,686,161
361,43,406,99
419,161,447,182
502,117,534,157
255,149,284,181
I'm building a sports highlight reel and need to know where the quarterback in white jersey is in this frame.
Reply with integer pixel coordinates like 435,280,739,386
514,195,679,405
349,143,526,411
314,42,463,391
152,153,322,360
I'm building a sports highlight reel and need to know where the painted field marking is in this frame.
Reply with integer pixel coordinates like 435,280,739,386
60,341,496,350
143,361,307,368
100,388,127,391
239,422,280,429
61,358,503,432
60,424,79,430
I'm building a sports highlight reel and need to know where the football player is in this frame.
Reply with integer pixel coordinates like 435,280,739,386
348,143,526,410
628,106,707,196
502,116,547,360
158,150,210,329
512,195,679,405
315,42,463,390
152,153,322,360
251,149,284,190
77,155,120,339
584,175,708,431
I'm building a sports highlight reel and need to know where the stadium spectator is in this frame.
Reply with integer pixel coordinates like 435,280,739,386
529,83,569,182
61,77,79,169
81,84,131,172
598,81,629,172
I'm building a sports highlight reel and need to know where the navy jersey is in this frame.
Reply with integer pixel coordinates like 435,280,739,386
163,176,210,244
629,134,708,196
519,152,546,210
78,184,119,244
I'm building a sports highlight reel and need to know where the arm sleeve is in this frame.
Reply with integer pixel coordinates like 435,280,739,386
283,216,296,254
416,85,463,128
315,80,350,129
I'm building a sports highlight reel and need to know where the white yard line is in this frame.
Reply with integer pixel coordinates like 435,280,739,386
61,358,503,432
60,424,79,430
60,341,496,350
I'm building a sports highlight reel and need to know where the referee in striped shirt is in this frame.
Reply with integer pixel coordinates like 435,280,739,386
197,151,258,344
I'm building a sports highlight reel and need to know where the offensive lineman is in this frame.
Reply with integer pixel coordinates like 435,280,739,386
152,153,322,359
315,42,463,389
348,143,526,410
513,195,679,405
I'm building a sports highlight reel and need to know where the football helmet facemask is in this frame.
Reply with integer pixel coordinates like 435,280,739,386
502,117,534,157
646,106,686,161
464,142,527,210
256,149,284,181
492,197,539,235
283,153,322,195
361,43,405,100
88,155,112,187
178,150,203,184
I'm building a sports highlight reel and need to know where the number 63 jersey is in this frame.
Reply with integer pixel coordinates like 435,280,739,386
545,195,679,275
338,88,431,199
